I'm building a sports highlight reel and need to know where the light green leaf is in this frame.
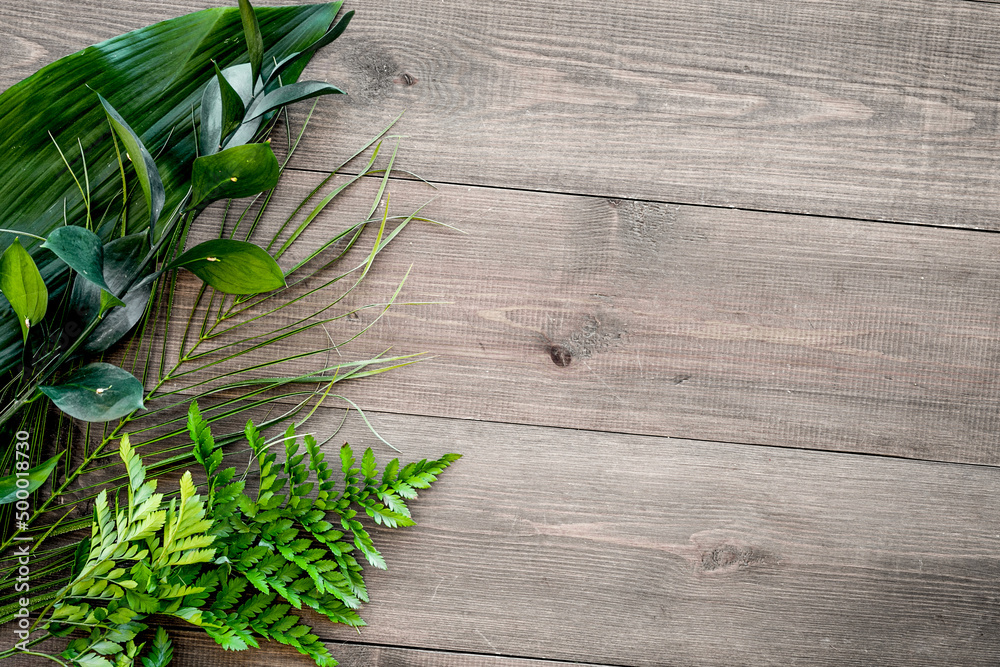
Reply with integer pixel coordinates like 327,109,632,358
239,0,265,87
245,81,344,121
41,226,114,293
75,655,114,667
0,239,47,341
0,453,60,505
39,362,145,422
99,289,126,315
71,537,92,578
168,239,286,295
189,143,280,210
91,640,124,656
96,93,165,233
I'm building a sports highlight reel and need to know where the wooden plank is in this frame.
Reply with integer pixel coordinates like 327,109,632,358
170,170,1000,465
10,409,997,666
165,632,617,667
5,632,616,666
122,409,1000,665
5,0,1000,228
0,0,315,90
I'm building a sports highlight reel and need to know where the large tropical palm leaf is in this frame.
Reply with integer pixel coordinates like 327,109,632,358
0,2,342,373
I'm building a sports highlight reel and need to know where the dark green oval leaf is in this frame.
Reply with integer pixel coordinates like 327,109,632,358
103,234,148,291
40,362,145,422
73,232,155,353
239,0,265,87
84,280,153,353
245,81,345,121
217,62,247,141
200,63,255,157
0,453,60,505
97,93,165,233
190,143,280,210
168,239,286,294
41,226,112,293
42,224,123,314
71,232,141,319
0,239,47,341
221,63,257,105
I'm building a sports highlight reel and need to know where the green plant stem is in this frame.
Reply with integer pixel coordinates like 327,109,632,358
0,411,131,559
18,650,68,666
0,633,55,661
0,189,193,433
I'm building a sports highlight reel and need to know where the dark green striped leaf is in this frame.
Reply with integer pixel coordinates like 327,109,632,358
266,7,352,88
0,3,342,374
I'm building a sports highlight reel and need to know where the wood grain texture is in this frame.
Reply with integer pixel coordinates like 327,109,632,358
5,632,617,667
11,409,996,665
2,1,999,666
5,0,1000,228
170,169,1000,465
166,633,618,667
102,409,1000,665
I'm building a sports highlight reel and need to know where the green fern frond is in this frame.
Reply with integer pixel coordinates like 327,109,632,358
140,627,173,667
16,403,457,666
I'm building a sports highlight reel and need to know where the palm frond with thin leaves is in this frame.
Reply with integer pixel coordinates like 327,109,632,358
0,106,442,623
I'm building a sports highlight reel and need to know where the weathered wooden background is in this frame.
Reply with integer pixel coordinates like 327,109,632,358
2,0,1000,665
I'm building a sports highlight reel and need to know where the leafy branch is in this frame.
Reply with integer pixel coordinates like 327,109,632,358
0,0,456,656
3,403,458,666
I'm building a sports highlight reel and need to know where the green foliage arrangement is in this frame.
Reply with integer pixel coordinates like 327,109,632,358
0,0,348,373
0,0,353,432
10,404,457,666
0,1,459,664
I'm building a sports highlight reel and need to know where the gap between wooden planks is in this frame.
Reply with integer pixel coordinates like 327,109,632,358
165,168,1000,466
166,631,620,667
1,1,998,666
4,0,1000,228
64,406,1000,667
4,628,620,667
